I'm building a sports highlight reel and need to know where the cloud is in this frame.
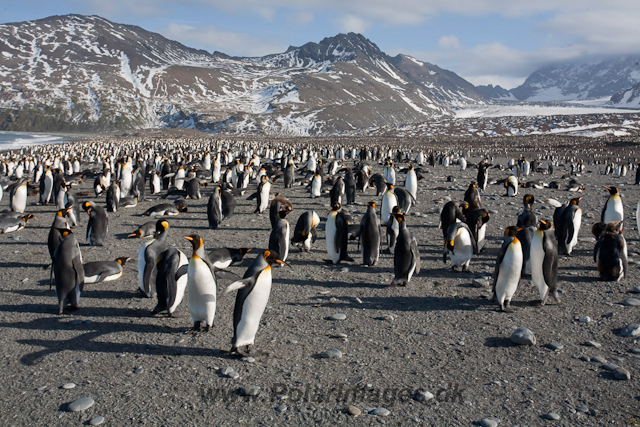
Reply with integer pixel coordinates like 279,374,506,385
161,24,286,57
438,36,461,50
335,15,368,34
287,11,314,26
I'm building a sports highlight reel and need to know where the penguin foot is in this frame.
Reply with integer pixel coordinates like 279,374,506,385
205,324,211,332
191,322,202,332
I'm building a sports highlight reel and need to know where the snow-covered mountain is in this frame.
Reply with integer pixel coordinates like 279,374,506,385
0,15,486,135
506,57,640,102
609,82,640,108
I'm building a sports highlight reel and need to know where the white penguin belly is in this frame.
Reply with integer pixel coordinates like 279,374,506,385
235,270,272,347
566,209,582,254
259,184,270,212
530,232,547,300
169,252,189,314
381,193,397,225
188,258,217,326
450,231,473,267
603,198,623,223
325,214,340,264
477,224,487,251
496,242,523,305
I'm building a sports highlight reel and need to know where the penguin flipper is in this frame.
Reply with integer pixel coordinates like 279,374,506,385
542,233,558,291
72,255,85,293
411,237,420,274
175,264,188,281
225,277,254,293
215,269,240,282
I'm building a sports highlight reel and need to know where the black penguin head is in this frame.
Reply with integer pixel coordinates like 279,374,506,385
504,226,519,238
277,210,291,219
263,249,287,267
116,257,131,266
155,220,169,237
184,234,203,252
481,211,490,223
22,213,36,222
605,186,619,195
331,203,341,212
387,183,394,190
239,248,252,256
367,201,376,209
570,196,583,205
524,194,534,206
56,208,68,218
59,229,73,238
538,220,553,231
82,201,92,213
469,182,477,189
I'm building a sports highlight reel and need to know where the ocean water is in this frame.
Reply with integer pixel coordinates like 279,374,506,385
0,132,67,151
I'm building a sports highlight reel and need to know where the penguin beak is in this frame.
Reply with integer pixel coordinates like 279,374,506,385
184,236,193,241
276,260,290,268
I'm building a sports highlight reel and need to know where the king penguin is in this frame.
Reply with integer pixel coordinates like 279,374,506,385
185,234,217,331
492,226,523,311
554,197,583,255
325,203,352,264
444,222,476,271
381,183,398,225
594,221,628,281
52,229,84,314
404,164,418,201
291,210,320,252
440,201,467,239
517,194,536,227
359,201,381,266
207,185,222,229
208,247,253,269
138,220,169,298
505,175,518,197
269,209,291,262
226,250,286,356
464,182,482,210
82,201,108,246
391,212,420,286
255,175,271,213
48,207,71,261
153,247,189,317
10,178,28,213
601,186,624,225
83,257,130,284
530,220,560,305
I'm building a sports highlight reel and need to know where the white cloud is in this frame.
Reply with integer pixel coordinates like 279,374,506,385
287,11,314,26
335,15,368,34
161,24,286,57
438,35,461,50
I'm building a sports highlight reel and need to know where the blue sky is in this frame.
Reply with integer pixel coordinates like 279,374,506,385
2,0,640,89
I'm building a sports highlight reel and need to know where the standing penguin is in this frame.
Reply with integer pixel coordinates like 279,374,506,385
153,247,189,317
138,220,169,298
386,205,401,254
310,173,322,198
464,208,490,253
344,169,356,205
185,234,217,331
268,209,291,262
150,169,162,194
381,183,398,225
444,222,476,271
82,201,108,246
530,220,560,305
221,187,237,219
464,182,482,210
477,161,489,192
106,181,119,213
52,229,84,314
48,207,71,261
40,166,54,205
594,221,628,281
284,161,295,188
359,201,380,266
391,212,420,286
440,201,467,239
291,210,320,252
10,178,28,213
554,197,583,255
207,186,222,229
226,250,286,356
325,203,352,264
516,225,535,276
255,175,271,213
492,226,523,311
404,164,418,201
517,194,536,227
601,187,624,225
329,176,345,206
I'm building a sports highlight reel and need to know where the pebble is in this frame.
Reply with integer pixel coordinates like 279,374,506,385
383,314,396,321
68,396,95,412
629,348,640,354
602,363,620,371
336,333,348,338
632,286,640,293
614,367,631,380
620,323,640,337
320,349,343,359
584,341,602,348
220,367,240,379
510,327,536,346
472,279,488,288
328,313,347,321
355,298,363,304
370,407,390,417
241,357,256,363
62,383,76,390
133,366,144,374
347,405,361,416
591,356,607,364
339,267,349,273
543,412,560,420
578,316,591,323
89,416,105,425
623,298,640,306
546,342,564,351
576,406,589,413
413,390,434,402
239,385,261,396
275,404,287,412
37,385,47,392
480,418,500,427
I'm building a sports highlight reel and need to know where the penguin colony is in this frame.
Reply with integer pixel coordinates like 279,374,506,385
1,137,639,356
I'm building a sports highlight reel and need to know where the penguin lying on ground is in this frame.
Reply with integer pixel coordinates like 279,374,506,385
0,213,35,233
128,221,157,238
84,257,130,284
